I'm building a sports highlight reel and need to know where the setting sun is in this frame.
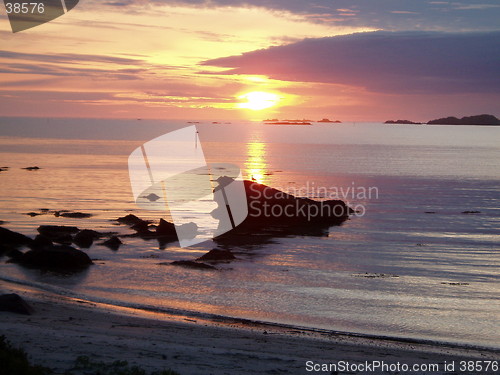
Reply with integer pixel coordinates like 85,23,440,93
237,91,280,111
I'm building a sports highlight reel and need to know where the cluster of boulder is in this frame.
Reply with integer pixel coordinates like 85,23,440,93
0,224,127,272
1,180,353,273
162,180,352,269
1,226,94,272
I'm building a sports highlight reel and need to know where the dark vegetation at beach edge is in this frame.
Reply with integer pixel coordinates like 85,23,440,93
0,335,180,375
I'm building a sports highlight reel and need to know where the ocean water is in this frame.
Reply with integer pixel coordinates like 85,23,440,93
0,118,499,349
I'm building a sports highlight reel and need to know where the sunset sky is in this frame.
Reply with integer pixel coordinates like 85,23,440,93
0,0,499,121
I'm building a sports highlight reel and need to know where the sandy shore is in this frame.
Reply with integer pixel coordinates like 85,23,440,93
1,282,499,375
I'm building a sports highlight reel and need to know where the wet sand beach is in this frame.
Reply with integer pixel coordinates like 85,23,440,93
2,282,499,375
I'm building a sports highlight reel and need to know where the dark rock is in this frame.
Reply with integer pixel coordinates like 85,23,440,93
462,211,481,214
143,193,161,202
131,221,151,234
73,229,100,248
16,245,93,271
197,249,235,262
428,114,500,125
224,180,352,235
38,225,79,236
26,212,43,217
32,235,53,249
0,244,9,256
167,260,216,270
59,212,93,219
116,214,150,226
5,248,24,262
100,236,122,251
22,166,41,170
156,218,177,237
0,294,34,315
37,225,79,244
0,226,33,247
54,234,74,245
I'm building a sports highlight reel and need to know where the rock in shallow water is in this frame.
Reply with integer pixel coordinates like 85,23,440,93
58,212,93,219
165,260,216,270
16,245,93,272
116,214,150,226
0,226,33,247
196,249,235,262
73,229,101,248
100,236,122,251
0,293,34,315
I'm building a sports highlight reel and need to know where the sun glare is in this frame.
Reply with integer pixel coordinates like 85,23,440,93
238,91,280,111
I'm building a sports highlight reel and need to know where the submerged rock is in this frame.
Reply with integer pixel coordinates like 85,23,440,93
5,248,24,262
116,214,150,226
143,193,161,202
197,249,235,262
22,166,41,170
0,293,34,315
32,235,53,249
16,245,93,271
73,229,101,248
167,260,216,270
58,212,93,219
100,236,122,251
38,225,80,236
37,225,79,245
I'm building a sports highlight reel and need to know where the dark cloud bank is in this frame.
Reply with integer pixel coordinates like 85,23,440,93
104,0,500,31
203,31,500,95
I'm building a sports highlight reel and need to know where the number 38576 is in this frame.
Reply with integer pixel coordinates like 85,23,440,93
5,2,45,14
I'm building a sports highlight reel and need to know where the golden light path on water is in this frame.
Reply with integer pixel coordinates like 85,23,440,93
245,141,268,184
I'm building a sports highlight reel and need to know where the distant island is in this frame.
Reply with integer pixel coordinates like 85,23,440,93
263,118,341,124
263,119,312,125
264,121,312,125
317,118,342,123
427,114,500,125
385,119,422,124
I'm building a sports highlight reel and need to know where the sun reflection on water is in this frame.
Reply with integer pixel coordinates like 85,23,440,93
245,141,268,184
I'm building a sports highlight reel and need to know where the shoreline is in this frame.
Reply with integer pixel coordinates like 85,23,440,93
3,274,499,353
2,280,499,375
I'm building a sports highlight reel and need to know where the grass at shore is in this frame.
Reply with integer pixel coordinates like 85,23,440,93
0,335,52,375
0,336,180,375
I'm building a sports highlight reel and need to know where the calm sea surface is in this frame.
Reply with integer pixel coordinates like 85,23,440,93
0,118,499,349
